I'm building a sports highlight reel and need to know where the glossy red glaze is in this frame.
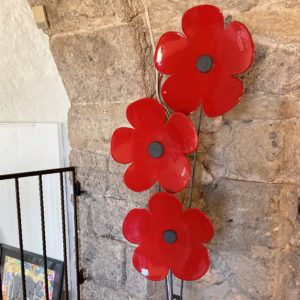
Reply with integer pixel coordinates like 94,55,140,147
111,98,198,193
154,4,254,116
123,192,214,281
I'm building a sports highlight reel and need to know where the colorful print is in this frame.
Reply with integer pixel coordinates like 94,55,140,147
1,256,55,300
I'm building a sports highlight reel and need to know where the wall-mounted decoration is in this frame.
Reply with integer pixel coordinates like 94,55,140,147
0,244,64,300
123,192,214,281
110,4,254,299
154,5,254,116
111,98,198,193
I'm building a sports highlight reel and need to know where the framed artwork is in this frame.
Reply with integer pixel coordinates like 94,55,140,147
0,244,64,300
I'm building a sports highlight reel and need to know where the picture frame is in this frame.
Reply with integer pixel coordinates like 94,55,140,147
0,244,64,300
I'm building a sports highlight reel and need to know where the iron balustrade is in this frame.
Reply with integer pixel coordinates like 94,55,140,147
0,167,83,300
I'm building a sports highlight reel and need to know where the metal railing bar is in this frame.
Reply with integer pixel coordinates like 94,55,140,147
60,172,69,299
0,167,75,181
72,169,81,300
0,256,3,300
38,175,49,300
15,178,27,299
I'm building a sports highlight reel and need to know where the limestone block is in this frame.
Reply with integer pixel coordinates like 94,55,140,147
205,119,300,183
203,179,298,251
80,236,126,289
70,149,108,171
242,37,300,95
81,281,133,300
90,197,145,241
74,165,108,195
125,246,148,297
146,0,259,41
225,92,299,121
50,20,154,104
237,8,300,43
108,155,127,174
28,0,143,34
68,102,128,153
105,171,153,203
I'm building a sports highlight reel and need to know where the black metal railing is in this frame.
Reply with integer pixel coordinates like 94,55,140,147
0,167,82,300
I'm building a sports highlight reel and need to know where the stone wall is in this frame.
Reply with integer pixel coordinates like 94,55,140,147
28,0,300,299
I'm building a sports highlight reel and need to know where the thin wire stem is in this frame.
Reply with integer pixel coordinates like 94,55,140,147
180,108,203,299
180,279,184,299
169,272,174,299
187,108,203,209
156,71,171,117
165,278,170,300
141,0,171,117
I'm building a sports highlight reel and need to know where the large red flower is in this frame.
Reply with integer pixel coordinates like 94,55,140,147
123,192,214,281
111,98,198,193
154,4,254,116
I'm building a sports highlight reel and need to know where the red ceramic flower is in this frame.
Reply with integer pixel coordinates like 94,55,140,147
154,4,254,116
111,98,198,193
123,192,214,281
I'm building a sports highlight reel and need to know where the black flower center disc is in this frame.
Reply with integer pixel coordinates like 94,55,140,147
163,230,177,244
196,55,213,73
148,142,164,158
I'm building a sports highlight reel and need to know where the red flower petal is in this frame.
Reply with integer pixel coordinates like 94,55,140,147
148,192,183,216
162,72,201,114
201,75,243,117
171,244,210,281
158,154,191,193
123,209,151,244
124,162,157,192
126,98,166,131
180,209,214,245
218,21,254,75
154,32,195,75
133,242,169,281
182,5,224,49
111,127,135,163
165,113,198,154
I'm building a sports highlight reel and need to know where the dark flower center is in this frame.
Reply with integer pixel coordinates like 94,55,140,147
163,230,177,244
148,142,164,158
196,55,213,73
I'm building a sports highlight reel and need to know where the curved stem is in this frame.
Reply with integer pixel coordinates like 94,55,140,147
156,71,171,118
181,108,203,299
187,108,203,208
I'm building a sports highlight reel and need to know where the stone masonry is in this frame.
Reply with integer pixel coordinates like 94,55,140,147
28,0,300,299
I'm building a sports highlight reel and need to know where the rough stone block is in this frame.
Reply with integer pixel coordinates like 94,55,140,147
70,149,108,171
105,171,154,203
203,179,298,251
28,0,143,34
81,281,132,300
146,0,259,41
205,119,300,183
80,236,126,289
68,102,128,153
50,20,154,104
90,196,143,241
225,92,299,121
237,8,300,43
125,246,148,297
242,37,300,95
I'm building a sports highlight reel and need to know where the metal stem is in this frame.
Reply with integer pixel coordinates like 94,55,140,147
169,272,174,299
180,108,203,299
165,278,170,300
187,108,203,209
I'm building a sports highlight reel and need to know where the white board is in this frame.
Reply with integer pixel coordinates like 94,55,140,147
0,123,65,260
